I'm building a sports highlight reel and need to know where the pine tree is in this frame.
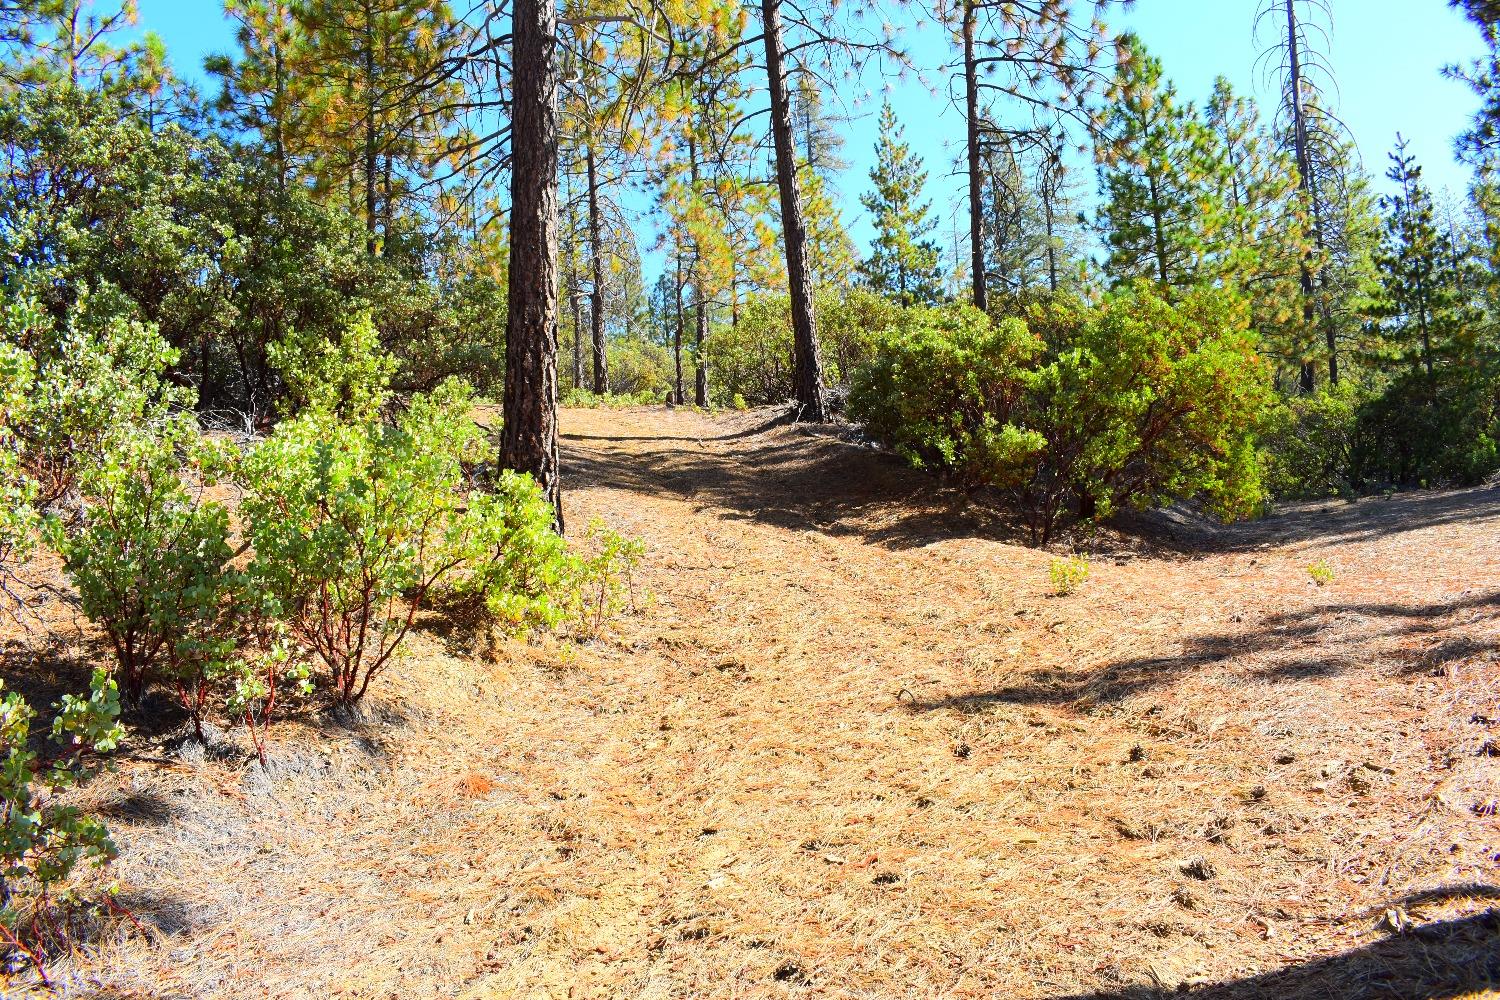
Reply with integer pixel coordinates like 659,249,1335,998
1,1,159,100
791,79,849,184
859,102,942,306
288,0,469,251
979,137,1050,297
1096,37,1217,292
1200,77,1312,362
206,0,305,190
941,0,1120,311
1370,138,1475,377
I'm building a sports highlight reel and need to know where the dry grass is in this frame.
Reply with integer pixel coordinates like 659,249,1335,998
3,404,1498,998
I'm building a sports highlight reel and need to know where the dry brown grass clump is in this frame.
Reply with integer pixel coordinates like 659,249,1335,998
2,404,1497,998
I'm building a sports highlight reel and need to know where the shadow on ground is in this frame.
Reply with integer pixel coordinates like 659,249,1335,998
904,590,1500,711
1056,906,1499,1000
561,410,1500,555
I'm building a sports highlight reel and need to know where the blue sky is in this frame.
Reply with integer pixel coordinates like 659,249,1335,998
138,0,1488,262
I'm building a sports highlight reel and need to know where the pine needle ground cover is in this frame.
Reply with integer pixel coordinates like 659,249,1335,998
3,406,1497,999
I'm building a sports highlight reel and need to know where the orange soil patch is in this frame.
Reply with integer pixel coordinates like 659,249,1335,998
4,405,1498,998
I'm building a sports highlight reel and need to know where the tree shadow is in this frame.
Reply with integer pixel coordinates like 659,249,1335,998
904,590,1500,711
560,414,1500,555
1054,906,1500,1000
564,423,1027,551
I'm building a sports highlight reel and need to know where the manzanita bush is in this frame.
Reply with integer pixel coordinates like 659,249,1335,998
0,670,122,979
849,285,1272,543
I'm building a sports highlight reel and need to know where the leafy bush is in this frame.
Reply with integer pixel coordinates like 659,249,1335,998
1262,367,1500,499
1049,555,1090,595
267,312,397,420
604,335,674,399
565,522,646,640
0,340,38,583
1259,382,1367,499
708,288,902,407
849,287,1273,543
1348,366,1500,489
0,670,122,973
1015,287,1271,541
48,417,246,734
448,469,578,634
4,287,188,506
559,388,661,409
848,303,1045,486
242,376,605,701
1307,560,1335,586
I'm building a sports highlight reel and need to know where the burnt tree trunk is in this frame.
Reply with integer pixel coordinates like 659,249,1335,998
1285,0,1327,391
501,0,563,524
586,145,609,393
761,0,827,420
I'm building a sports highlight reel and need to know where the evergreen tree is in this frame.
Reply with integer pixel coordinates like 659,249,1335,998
0,0,160,101
1200,77,1312,368
791,79,849,184
859,102,942,306
1370,138,1475,377
979,138,1050,296
1096,37,1218,292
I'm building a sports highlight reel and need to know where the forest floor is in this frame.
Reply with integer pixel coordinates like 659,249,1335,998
6,404,1500,999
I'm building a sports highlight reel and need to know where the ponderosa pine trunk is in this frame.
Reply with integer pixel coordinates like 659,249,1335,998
501,0,563,523
688,134,709,407
586,145,609,393
673,252,685,404
962,1,987,312
761,0,827,420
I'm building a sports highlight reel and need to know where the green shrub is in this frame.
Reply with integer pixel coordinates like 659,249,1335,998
0,669,122,973
1016,286,1271,542
708,288,902,407
849,286,1273,544
4,287,188,506
242,376,606,701
565,522,646,639
1049,555,1090,595
559,387,660,409
848,303,1045,486
0,340,39,580
448,469,578,634
1348,366,1500,488
48,417,246,733
267,311,397,420
1259,381,1367,500
1307,559,1335,586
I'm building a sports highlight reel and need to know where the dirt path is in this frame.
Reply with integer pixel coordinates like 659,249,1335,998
55,406,1500,999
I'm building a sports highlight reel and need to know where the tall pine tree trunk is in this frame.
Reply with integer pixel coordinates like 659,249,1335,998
362,0,378,255
673,251,685,404
688,135,709,407
502,0,563,522
586,145,609,393
761,0,827,420
963,0,987,312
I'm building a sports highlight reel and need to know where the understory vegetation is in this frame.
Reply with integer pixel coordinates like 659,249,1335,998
1,0,1498,991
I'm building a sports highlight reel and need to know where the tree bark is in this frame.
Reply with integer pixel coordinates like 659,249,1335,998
963,0,987,312
673,250,685,404
362,0,378,255
586,145,609,393
501,0,563,524
688,134,710,407
761,0,827,420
